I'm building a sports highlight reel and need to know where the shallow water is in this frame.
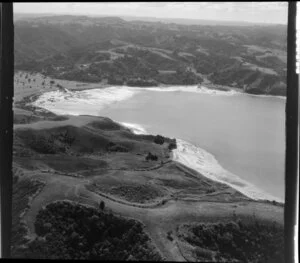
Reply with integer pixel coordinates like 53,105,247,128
33,86,285,202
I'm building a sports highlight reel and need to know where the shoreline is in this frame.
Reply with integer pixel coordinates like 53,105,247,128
59,84,287,101
15,70,286,100
27,84,285,118
14,73,285,205
117,121,284,205
54,82,287,100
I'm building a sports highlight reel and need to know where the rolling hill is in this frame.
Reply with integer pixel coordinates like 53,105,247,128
14,14,287,95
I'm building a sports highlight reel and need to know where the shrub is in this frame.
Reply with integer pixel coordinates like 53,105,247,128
26,201,162,260
99,201,105,211
106,142,129,152
167,231,173,241
153,135,164,145
168,139,177,150
145,152,158,161
167,235,173,241
194,247,214,259
183,219,284,262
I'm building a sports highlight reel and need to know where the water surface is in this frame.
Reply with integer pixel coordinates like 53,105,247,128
99,89,285,201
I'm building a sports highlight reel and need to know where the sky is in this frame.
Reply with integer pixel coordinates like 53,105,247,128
13,2,288,25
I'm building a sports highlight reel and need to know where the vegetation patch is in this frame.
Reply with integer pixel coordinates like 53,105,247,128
15,126,112,155
145,152,158,161
11,173,45,256
15,201,162,260
108,184,165,203
154,135,165,145
14,113,44,124
106,142,129,153
15,129,75,154
158,178,202,190
41,155,108,173
87,119,122,131
88,181,165,204
179,218,284,262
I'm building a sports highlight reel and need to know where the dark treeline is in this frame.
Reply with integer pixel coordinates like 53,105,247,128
13,201,162,260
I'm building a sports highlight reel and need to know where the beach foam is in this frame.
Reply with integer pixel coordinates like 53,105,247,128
31,86,138,116
246,93,286,100
135,85,239,96
172,139,283,202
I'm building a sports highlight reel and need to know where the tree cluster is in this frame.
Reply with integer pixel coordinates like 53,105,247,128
145,152,158,161
19,201,162,260
183,219,284,263
105,142,129,153
168,139,177,150
153,135,165,145
27,130,75,154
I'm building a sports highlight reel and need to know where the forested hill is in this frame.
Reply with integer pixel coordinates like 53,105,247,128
14,15,287,95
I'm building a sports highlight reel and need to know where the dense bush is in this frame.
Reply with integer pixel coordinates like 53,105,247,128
28,135,58,154
19,201,162,260
27,131,75,154
145,152,158,161
168,139,177,150
127,78,158,87
11,177,45,256
154,69,202,85
107,184,164,203
99,201,105,211
182,219,284,263
106,142,129,152
153,135,165,145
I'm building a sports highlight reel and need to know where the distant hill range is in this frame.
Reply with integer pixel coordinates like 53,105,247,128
14,14,287,95
120,15,284,26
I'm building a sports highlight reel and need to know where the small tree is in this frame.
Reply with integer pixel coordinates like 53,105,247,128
167,231,173,241
99,200,105,211
168,139,177,150
145,152,158,161
154,135,164,145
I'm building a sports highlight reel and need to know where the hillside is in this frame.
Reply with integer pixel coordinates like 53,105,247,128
14,15,287,95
